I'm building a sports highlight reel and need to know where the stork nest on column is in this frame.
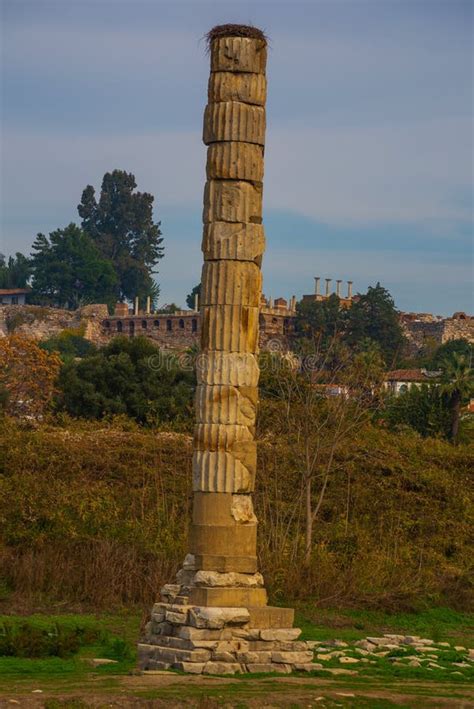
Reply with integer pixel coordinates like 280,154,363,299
205,24,268,49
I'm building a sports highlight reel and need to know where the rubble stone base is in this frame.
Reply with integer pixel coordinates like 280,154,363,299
138,598,315,674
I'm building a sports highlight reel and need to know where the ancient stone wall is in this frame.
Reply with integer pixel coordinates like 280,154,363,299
0,304,108,341
402,316,474,355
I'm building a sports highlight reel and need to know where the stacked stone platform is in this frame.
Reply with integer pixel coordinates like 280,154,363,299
138,25,305,674
138,572,316,675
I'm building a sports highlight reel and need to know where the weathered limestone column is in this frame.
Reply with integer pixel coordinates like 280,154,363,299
190,25,268,608
138,25,312,676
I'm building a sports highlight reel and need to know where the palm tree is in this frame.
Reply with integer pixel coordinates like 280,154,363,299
439,353,474,443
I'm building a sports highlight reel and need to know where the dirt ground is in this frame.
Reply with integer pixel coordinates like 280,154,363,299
1,673,474,708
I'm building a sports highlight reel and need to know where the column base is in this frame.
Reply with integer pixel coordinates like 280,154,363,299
138,599,315,675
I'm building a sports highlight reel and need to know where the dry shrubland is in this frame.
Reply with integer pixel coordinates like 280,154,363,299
0,415,472,612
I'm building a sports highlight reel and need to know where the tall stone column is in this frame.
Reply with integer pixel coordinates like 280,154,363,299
138,25,313,675
190,25,267,608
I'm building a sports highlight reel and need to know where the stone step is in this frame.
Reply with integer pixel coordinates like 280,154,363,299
137,642,211,664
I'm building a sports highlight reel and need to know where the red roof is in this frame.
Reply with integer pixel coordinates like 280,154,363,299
385,369,435,382
0,288,30,295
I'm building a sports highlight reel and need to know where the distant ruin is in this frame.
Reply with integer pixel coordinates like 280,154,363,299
1,289,473,355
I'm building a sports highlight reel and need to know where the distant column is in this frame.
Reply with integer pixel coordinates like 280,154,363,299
146,296,151,314
134,297,139,315
336,280,342,297
325,278,331,297
194,292,200,312
347,281,353,299
314,276,320,296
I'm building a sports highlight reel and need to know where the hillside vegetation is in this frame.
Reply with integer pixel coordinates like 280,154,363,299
0,416,472,612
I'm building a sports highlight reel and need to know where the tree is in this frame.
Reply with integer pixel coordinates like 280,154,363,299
430,339,473,369
439,353,474,443
78,170,164,304
0,335,61,419
186,283,201,310
30,224,117,309
295,294,346,344
344,283,405,365
0,253,31,289
258,341,377,565
384,384,451,439
57,336,195,425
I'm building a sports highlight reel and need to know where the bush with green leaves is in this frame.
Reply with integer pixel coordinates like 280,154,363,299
57,336,195,426
383,384,451,438
40,330,97,361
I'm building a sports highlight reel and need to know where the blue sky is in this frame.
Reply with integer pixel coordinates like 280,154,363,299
1,0,472,315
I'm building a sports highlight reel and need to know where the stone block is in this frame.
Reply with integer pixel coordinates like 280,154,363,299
210,37,267,74
188,586,267,608
232,628,261,640
236,651,272,663
246,663,291,673
247,606,295,629
201,261,262,307
192,492,256,525
189,640,219,649
215,639,249,653
294,663,321,672
138,643,211,664
142,660,171,671
194,424,254,453
260,629,302,642
193,450,256,493
160,584,181,602
172,661,205,674
208,71,267,106
193,570,264,588
189,606,250,629
196,352,260,388
193,553,258,573
165,610,188,625
190,523,257,558
200,305,259,353
195,385,258,426
176,567,195,586
212,651,237,662
206,142,264,182
152,621,173,637
202,222,265,263
203,180,263,224
151,603,166,620
203,661,243,675
272,651,313,663
278,641,312,652
204,102,265,146
175,626,232,641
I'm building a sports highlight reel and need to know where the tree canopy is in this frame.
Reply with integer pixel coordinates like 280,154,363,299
295,294,347,344
0,253,31,289
344,283,405,364
30,224,117,309
78,170,163,305
186,283,201,310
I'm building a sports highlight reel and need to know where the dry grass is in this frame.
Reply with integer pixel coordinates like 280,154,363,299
0,417,472,612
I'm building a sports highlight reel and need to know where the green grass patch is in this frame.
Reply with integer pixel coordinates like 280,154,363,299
295,605,474,645
0,613,139,682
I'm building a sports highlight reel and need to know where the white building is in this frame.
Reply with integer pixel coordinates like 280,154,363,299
0,288,30,305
